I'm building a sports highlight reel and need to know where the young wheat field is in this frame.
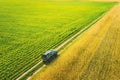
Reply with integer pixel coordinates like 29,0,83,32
30,3,120,80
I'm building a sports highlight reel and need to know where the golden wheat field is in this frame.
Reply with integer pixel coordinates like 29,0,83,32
30,3,120,80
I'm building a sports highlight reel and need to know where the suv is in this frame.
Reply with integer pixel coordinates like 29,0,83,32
42,49,58,63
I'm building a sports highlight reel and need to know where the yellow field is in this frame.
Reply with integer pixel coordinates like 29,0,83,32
30,4,120,80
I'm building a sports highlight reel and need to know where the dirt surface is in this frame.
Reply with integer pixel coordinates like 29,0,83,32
30,3,120,80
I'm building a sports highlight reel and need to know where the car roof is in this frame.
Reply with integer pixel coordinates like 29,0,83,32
44,49,57,55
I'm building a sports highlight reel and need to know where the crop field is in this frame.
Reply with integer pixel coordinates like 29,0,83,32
0,0,117,80
30,3,120,80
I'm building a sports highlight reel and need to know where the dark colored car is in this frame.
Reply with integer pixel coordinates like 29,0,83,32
42,49,58,63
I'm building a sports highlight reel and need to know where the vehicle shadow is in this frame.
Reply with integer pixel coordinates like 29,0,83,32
43,54,58,65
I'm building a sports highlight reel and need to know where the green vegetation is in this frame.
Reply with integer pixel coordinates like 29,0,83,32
0,0,116,80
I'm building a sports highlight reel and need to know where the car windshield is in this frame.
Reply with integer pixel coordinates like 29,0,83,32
42,55,46,59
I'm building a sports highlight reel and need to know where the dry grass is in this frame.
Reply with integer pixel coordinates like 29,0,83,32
30,4,120,80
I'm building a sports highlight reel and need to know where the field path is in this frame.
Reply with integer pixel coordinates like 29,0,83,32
30,3,120,80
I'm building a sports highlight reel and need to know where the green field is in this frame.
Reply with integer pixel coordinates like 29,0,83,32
0,0,116,80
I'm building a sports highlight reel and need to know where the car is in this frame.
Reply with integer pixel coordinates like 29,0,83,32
42,49,58,63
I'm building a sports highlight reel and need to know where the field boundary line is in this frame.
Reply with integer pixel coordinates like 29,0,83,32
16,12,106,80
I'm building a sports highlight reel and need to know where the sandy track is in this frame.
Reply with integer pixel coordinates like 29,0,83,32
30,3,120,80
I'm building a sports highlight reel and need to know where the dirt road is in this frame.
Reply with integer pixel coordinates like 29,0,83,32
30,3,120,80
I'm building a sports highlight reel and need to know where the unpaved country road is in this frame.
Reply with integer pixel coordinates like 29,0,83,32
30,3,120,80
